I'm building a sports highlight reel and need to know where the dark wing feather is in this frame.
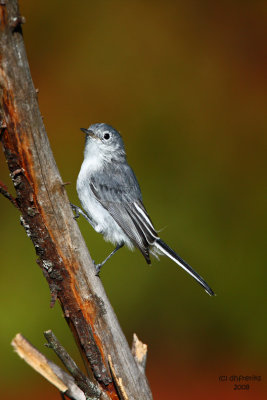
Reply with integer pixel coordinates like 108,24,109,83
90,161,158,263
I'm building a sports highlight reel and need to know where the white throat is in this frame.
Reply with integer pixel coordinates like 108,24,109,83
83,141,104,172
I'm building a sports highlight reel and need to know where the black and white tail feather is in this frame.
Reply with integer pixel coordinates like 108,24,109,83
76,123,215,296
121,199,214,297
154,240,214,296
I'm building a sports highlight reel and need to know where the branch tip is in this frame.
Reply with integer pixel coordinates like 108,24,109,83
131,333,148,371
0,180,18,208
11,333,68,392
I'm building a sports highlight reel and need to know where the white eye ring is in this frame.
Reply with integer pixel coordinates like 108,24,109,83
103,131,110,140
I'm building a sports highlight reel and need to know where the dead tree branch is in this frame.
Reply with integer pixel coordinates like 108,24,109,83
0,1,152,399
44,330,100,400
11,333,86,400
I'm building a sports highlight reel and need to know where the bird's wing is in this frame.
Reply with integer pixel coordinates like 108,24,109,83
89,162,158,263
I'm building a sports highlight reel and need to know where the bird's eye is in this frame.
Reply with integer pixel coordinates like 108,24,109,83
103,133,110,140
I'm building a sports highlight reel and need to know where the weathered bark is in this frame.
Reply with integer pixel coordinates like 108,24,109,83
0,1,152,399
12,333,87,400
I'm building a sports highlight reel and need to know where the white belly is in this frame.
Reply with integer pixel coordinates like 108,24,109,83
76,163,133,249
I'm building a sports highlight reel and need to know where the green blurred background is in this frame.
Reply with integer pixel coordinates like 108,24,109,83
1,1,266,399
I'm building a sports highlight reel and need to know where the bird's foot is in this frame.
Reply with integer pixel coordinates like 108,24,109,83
70,203,80,219
93,260,102,276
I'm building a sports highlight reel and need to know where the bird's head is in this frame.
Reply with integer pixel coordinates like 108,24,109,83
81,123,126,161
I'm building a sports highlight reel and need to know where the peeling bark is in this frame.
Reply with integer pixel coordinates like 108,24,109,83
0,1,152,399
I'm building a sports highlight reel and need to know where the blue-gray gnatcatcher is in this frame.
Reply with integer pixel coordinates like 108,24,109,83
72,123,214,296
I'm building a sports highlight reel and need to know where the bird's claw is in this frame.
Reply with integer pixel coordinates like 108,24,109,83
92,260,101,276
70,203,80,218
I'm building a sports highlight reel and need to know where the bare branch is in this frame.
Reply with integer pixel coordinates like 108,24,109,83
0,1,152,399
44,330,100,400
12,333,68,392
0,180,18,208
49,364,86,400
11,333,86,400
11,333,89,400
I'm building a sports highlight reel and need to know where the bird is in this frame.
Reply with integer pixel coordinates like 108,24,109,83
72,123,214,296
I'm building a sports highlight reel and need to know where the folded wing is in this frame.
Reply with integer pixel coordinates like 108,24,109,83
90,163,159,263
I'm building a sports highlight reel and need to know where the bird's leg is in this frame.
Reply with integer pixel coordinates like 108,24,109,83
70,203,94,226
95,243,124,276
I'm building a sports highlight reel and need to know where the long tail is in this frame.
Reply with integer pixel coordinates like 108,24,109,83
154,239,215,296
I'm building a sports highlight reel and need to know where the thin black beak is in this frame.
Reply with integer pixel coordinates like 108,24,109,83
80,128,95,138
80,128,89,134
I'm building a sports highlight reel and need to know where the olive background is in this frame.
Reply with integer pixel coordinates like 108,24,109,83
0,1,266,399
